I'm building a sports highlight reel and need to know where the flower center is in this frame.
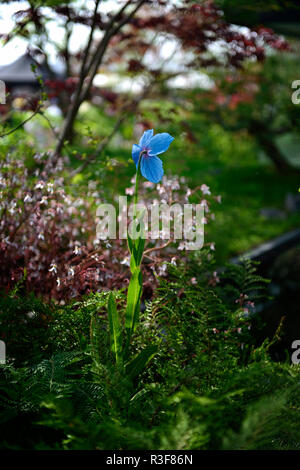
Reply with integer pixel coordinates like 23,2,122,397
141,147,150,158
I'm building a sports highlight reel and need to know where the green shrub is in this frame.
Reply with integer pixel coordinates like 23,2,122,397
0,258,299,450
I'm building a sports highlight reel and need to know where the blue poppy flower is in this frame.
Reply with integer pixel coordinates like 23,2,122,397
132,129,174,183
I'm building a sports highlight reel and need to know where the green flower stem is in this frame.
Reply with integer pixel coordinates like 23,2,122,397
133,151,144,219
123,151,145,360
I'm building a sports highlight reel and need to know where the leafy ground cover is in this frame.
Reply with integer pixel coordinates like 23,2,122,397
1,258,300,450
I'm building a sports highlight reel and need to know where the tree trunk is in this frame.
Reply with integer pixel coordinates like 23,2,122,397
249,121,300,174
54,0,146,157
55,100,81,154
256,133,294,173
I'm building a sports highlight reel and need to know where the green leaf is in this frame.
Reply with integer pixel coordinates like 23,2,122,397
125,344,158,380
125,267,142,334
127,231,134,255
130,253,137,272
128,233,145,273
134,235,145,267
107,292,123,366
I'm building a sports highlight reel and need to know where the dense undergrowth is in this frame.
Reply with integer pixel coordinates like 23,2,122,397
1,64,300,451
1,112,300,451
1,257,299,450
1,2,300,452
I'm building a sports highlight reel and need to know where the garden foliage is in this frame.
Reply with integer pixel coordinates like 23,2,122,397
0,0,299,452
1,257,299,450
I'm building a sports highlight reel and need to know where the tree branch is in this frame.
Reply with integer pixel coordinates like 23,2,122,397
0,104,41,138
54,0,147,156
79,0,147,105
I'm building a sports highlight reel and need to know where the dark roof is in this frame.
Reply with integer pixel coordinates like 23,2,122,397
224,3,300,38
0,53,51,86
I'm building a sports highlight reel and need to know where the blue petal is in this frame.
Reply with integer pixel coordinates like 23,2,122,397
139,129,153,148
140,155,164,183
132,144,142,166
148,133,174,156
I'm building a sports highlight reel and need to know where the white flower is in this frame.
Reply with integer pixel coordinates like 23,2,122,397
26,311,36,319
200,184,211,195
40,196,48,205
143,181,154,189
171,181,180,191
157,185,166,195
73,245,80,255
35,181,45,190
121,257,130,267
158,263,168,276
8,201,17,215
46,182,54,194
49,263,57,274
125,187,134,196
200,199,209,211
68,267,75,277
24,194,32,203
